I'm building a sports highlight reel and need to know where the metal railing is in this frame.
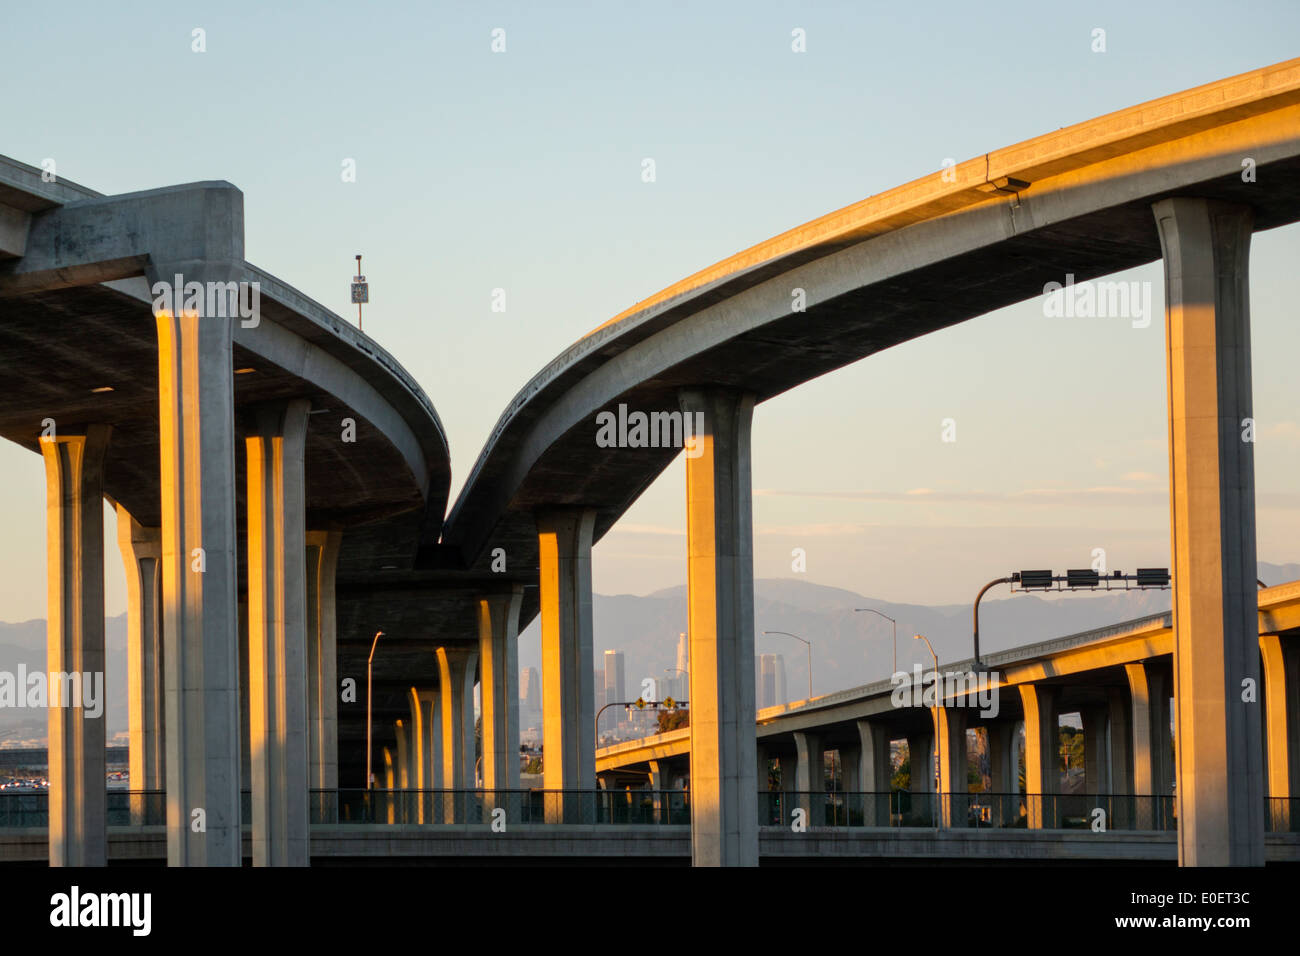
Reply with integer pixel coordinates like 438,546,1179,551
2,789,1292,833
314,789,691,826
759,792,1179,830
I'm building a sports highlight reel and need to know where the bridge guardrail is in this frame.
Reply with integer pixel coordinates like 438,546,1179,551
3,790,1291,832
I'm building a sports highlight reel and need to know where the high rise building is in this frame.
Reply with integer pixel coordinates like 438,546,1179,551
759,653,787,709
520,666,540,711
603,650,625,712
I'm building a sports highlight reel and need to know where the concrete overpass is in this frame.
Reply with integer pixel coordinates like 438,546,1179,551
438,57,1300,865
0,159,452,865
4,56,1300,867
596,581,1300,846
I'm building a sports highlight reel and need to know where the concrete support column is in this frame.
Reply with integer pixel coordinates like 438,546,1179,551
988,721,1020,825
757,743,771,792
116,505,165,824
907,730,934,793
1154,197,1264,866
305,531,341,799
245,399,311,867
478,586,523,794
405,688,428,823
1019,684,1059,829
777,750,797,823
437,645,478,821
934,706,967,827
1260,635,1300,830
855,719,892,825
1107,689,1134,828
381,747,395,823
1126,661,1173,829
42,425,110,867
679,388,759,867
793,731,823,824
1082,706,1110,796
154,294,242,866
394,719,409,789
536,508,596,822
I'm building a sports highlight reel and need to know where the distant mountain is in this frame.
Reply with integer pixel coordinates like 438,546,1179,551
2,562,1294,746
0,615,127,748
521,561,1300,706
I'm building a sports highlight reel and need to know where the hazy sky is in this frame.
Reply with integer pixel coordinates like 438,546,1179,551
2,1,1299,622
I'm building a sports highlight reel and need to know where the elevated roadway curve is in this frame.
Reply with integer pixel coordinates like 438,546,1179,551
441,57,1300,591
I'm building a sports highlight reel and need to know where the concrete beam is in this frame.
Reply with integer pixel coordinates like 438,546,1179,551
679,388,759,867
245,399,311,867
42,425,110,867
1154,197,1265,866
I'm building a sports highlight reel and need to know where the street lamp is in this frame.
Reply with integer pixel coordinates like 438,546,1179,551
366,630,384,790
913,633,940,812
854,608,896,673
760,630,813,701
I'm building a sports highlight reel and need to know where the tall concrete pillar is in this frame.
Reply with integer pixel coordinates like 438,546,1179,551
245,399,311,867
536,508,596,822
757,743,771,792
679,388,759,867
116,505,165,824
42,425,110,867
154,293,242,866
478,587,522,793
305,531,341,797
437,645,478,821
934,706,967,827
1019,684,1059,829
1260,634,1299,830
1153,197,1264,866
793,731,823,824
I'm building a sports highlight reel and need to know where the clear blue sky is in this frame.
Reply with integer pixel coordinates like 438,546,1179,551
2,1,1299,620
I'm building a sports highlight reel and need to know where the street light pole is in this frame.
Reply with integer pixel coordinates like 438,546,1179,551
365,630,384,790
913,633,940,819
854,608,897,673
973,576,1014,670
760,630,813,701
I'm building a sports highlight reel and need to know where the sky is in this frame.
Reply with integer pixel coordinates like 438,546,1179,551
2,1,1299,622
